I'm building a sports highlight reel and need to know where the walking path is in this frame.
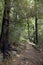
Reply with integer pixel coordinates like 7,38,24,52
0,43,43,65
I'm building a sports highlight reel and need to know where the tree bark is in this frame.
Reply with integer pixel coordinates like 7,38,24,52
27,20,30,40
0,0,10,59
35,16,38,44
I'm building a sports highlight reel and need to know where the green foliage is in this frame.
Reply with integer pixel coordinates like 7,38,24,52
0,0,4,34
0,0,43,45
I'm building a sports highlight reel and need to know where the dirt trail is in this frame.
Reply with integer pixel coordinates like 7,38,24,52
10,43,43,65
0,43,43,65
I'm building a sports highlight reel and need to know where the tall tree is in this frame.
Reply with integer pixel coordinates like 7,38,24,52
35,0,38,44
35,15,38,44
0,0,10,59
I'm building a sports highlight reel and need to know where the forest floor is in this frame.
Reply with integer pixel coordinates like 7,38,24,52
0,42,43,65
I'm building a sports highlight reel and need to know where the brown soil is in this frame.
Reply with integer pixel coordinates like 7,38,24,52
0,43,43,65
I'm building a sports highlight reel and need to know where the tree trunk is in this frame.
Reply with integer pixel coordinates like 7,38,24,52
27,20,29,40
0,0,10,59
35,16,38,44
